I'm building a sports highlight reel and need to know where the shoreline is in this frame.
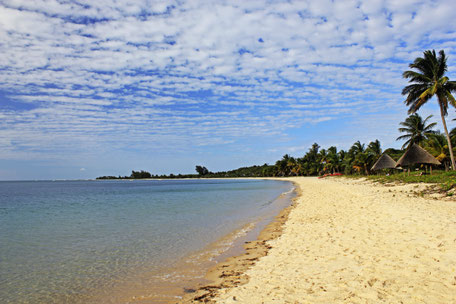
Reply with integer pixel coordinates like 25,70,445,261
179,178,299,303
192,177,456,303
106,178,296,304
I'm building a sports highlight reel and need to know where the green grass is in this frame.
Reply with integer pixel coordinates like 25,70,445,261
344,170,456,192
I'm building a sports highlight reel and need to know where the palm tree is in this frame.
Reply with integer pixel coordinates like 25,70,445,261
275,154,298,176
286,156,298,176
351,141,365,154
326,146,340,173
338,150,347,173
348,141,369,174
396,113,437,149
426,132,451,171
367,139,382,156
451,119,456,146
275,154,290,176
318,148,328,174
402,49,456,170
366,139,382,171
451,126,456,146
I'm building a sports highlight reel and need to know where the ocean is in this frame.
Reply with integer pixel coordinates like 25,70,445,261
0,179,293,303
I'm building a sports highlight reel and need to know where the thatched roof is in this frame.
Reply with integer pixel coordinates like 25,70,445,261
396,144,441,167
371,154,397,171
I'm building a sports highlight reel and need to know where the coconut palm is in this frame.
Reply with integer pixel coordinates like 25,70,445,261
301,143,320,176
318,148,328,174
366,139,382,171
338,150,347,173
426,132,451,171
350,141,365,154
367,139,382,157
326,146,340,173
348,141,368,174
451,126,456,146
275,154,290,176
402,49,456,170
396,113,437,149
451,119,456,146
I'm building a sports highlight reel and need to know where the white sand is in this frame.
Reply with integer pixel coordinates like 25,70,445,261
213,177,456,303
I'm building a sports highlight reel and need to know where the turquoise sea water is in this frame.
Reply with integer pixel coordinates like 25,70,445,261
0,179,292,303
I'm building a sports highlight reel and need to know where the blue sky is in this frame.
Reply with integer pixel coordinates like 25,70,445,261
1,0,456,180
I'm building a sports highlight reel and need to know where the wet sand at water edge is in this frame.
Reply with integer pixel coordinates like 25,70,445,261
182,176,456,303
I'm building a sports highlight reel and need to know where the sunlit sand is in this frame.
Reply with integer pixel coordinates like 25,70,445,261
185,177,456,303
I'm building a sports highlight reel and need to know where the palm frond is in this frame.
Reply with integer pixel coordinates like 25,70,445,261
419,87,433,100
437,92,449,116
402,84,430,111
398,127,413,133
408,94,432,114
423,123,437,132
396,134,412,140
450,127,456,139
402,70,432,83
444,80,456,92
446,90,456,107
437,49,448,78
424,49,439,76
401,139,412,150
402,83,428,96
422,114,434,125
410,57,433,77
438,76,449,86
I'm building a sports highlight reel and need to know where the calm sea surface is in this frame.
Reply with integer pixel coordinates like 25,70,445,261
0,179,292,303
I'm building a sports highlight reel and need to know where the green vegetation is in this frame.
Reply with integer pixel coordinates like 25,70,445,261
97,49,456,188
361,170,456,192
96,164,276,179
269,140,383,176
97,170,152,179
402,49,456,169
195,166,210,176
206,164,276,178
396,114,436,149
130,170,152,179
96,120,456,180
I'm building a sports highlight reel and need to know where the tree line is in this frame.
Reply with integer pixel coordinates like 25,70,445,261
97,49,456,179
96,111,456,180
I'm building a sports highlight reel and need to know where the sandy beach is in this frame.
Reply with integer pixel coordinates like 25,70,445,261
183,177,456,303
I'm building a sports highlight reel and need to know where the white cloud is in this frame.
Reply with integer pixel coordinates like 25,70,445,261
1,0,456,172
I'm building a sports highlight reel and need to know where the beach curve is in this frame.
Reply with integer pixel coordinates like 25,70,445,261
182,176,456,303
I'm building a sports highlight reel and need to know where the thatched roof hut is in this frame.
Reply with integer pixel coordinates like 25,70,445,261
396,144,441,167
371,154,397,171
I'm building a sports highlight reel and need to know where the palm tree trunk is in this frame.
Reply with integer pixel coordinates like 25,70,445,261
439,103,456,170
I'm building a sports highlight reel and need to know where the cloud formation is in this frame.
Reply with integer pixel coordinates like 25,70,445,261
1,0,456,176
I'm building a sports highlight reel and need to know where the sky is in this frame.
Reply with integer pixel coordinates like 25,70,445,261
1,0,456,180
